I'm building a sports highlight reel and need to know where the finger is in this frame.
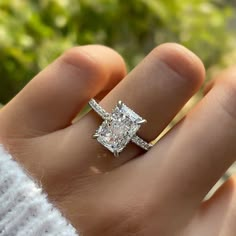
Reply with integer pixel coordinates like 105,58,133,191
131,66,236,221
198,175,236,235
203,67,236,95
0,45,126,136
100,43,205,141
53,43,205,173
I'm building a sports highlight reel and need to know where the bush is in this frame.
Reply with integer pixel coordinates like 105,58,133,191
0,0,234,103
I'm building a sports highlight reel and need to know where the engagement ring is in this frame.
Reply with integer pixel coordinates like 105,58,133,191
89,99,153,157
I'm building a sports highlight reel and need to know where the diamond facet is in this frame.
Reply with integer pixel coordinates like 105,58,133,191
95,101,143,155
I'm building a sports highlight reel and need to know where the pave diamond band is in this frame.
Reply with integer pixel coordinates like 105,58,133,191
89,98,110,120
89,99,153,157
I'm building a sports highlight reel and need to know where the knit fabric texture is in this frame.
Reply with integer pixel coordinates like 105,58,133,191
0,145,78,236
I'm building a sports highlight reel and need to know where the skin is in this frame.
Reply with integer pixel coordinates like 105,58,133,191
0,43,236,235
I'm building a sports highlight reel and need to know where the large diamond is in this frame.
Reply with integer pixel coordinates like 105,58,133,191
95,101,144,156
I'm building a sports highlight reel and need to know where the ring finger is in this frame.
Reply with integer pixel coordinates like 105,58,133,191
57,43,205,173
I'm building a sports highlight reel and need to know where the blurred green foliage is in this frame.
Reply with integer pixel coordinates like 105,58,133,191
0,0,235,104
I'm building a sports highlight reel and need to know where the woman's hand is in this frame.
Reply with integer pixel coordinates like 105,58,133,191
0,43,235,236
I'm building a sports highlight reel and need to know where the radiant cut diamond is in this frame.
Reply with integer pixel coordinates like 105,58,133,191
95,101,144,156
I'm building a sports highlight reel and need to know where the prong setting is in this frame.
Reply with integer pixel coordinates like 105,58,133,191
89,99,152,157
117,100,123,109
93,133,99,139
137,119,147,124
114,150,119,157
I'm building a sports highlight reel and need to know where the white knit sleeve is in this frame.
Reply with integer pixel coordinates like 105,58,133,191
0,145,78,236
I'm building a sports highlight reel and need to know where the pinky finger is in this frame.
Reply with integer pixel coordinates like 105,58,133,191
196,175,236,235
204,66,236,95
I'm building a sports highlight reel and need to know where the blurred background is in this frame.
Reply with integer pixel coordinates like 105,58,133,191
0,0,236,105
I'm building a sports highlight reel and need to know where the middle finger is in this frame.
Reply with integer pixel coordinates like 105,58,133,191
128,67,236,225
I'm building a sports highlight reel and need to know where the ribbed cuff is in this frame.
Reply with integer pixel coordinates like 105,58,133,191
0,145,78,236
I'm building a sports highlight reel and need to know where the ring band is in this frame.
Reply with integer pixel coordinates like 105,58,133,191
89,99,153,157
